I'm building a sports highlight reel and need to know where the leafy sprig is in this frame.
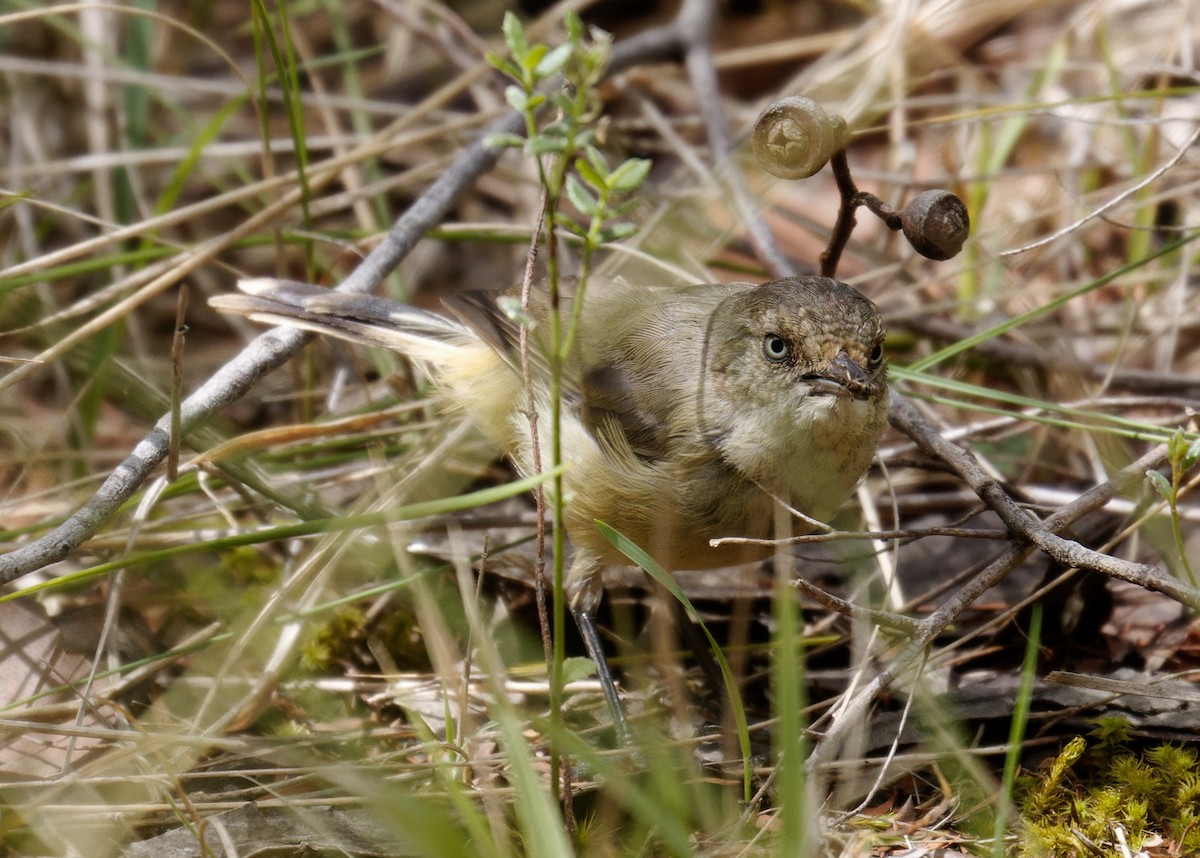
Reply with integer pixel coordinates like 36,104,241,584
484,10,652,768
1145,429,1200,587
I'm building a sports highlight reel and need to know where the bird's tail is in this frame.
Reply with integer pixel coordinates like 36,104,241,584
212,278,525,446
210,277,478,365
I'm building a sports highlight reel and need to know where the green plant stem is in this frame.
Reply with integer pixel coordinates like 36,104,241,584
531,74,592,799
546,228,568,797
1167,475,1197,588
560,182,608,359
509,68,569,796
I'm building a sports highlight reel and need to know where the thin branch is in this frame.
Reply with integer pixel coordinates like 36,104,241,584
889,395,1200,609
819,150,860,278
999,122,1200,257
711,524,1008,548
806,404,1180,771
791,576,920,635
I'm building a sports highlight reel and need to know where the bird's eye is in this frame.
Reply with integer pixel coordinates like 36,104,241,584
762,333,790,362
868,341,885,366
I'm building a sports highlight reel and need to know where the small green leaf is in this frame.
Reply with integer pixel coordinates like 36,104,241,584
528,135,568,155
564,9,583,43
521,43,548,75
554,214,587,238
540,119,569,138
524,92,546,111
483,132,526,150
574,157,605,191
501,11,527,57
504,85,528,113
562,656,596,684
600,222,637,242
1146,469,1173,500
1168,429,1188,462
552,91,578,114
534,43,573,78
566,175,597,216
584,144,607,176
485,52,519,79
609,157,651,192
1184,435,1200,471
580,32,612,75
608,198,639,217
573,128,596,150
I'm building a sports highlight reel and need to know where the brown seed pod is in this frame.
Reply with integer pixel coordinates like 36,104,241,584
752,96,847,180
900,190,970,260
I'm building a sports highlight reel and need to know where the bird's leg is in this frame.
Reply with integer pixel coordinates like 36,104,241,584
572,607,631,744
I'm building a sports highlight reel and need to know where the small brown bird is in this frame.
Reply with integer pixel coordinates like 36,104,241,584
213,275,888,726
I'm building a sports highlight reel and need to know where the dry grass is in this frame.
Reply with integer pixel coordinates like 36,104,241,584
0,0,1198,855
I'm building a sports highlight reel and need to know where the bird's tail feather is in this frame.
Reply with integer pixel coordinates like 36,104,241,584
210,277,477,365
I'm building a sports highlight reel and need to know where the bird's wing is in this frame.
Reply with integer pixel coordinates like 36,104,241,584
577,361,675,461
445,285,686,461
572,282,749,462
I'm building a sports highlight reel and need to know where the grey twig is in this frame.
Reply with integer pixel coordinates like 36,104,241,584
806,398,1184,772
791,576,920,635
889,396,1199,610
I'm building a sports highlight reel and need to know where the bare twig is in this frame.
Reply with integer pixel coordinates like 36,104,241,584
168,285,189,483
519,192,553,667
712,524,1008,548
806,403,1185,772
999,122,1200,257
820,151,904,278
820,151,860,278
889,396,1200,609
791,576,920,635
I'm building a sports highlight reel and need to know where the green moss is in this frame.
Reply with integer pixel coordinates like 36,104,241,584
298,605,366,673
1014,720,1200,855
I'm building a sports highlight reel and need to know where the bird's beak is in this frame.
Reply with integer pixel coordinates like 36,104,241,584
805,350,877,401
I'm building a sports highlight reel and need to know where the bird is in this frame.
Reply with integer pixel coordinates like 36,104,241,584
211,274,889,730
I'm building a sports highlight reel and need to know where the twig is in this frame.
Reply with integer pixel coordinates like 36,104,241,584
806,404,1181,772
712,524,1007,547
168,285,188,483
819,151,903,278
519,194,552,667
791,576,920,635
819,151,859,278
999,123,1200,257
889,396,1200,609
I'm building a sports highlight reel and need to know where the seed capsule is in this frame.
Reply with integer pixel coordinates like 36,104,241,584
752,96,847,180
900,190,970,260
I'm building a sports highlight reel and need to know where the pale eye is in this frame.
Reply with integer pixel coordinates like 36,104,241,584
762,333,790,362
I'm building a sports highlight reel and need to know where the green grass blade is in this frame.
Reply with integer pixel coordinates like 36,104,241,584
595,520,754,802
